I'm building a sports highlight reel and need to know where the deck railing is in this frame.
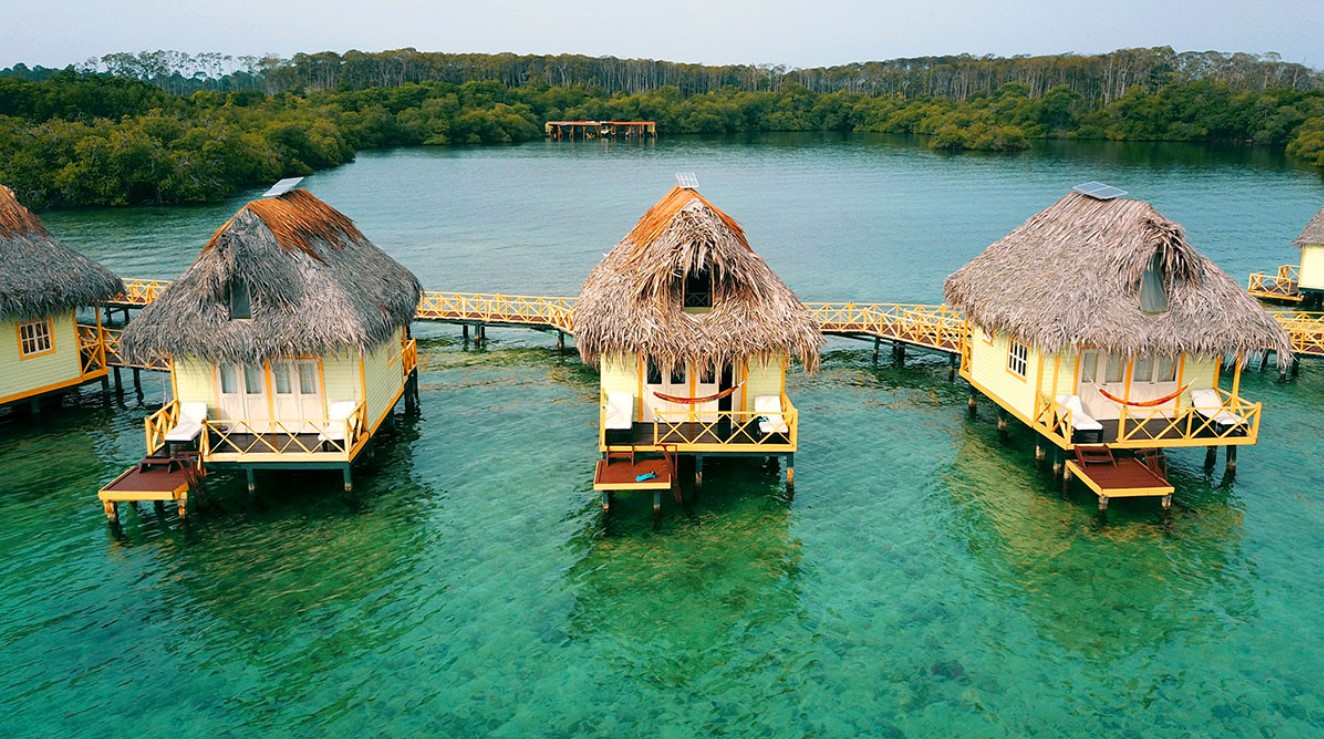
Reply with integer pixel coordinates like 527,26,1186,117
1275,311,1324,356
805,302,968,351
111,278,173,306
1247,265,1301,301
416,291,575,332
75,324,109,378
144,399,181,455
598,389,798,452
402,336,419,375
1032,388,1261,448
202,402,368,460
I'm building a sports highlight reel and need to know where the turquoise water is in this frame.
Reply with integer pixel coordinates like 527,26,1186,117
4,134,1323,736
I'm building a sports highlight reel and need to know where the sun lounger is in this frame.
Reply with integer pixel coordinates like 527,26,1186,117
1056,394,1104,442
755,395,789,434
1189,388,1247,434
164,402,207,444
317,401,360,445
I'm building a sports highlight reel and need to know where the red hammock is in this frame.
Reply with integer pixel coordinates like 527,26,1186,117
1097,383,1192,408
653,384,742,405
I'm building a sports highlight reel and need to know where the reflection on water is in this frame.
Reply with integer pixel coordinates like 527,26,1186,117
2,136,1323,736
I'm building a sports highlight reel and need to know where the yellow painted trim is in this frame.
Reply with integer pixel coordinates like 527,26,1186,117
16,315,57,359
1049,352,1061,407
1071,352,1082,394
636,355,644,423
1230,353,1243,398
316,356,327,417
263,361,275,419
358,349,368,403
1064,461,1174,497
0,372,102,407
1033,351,1044,396
780,356,787,395
169,357,179,402
1213,355,1221,387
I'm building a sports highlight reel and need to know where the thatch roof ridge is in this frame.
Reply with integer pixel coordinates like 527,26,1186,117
1293,204,1324,247
120,190,420,364
944,191,1291,359
575,186,823,372
0,185,124,319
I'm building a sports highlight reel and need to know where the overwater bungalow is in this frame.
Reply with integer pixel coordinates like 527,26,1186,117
575,184,822,522
1293,204,1324,307
944,184,1291,509
112,185,421,513
0,184,122,413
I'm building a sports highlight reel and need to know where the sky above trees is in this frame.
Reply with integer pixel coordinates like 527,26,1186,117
1,0,1320,70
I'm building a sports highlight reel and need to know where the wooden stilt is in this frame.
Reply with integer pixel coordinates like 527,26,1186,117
948,353,957,382
1161,494,1173,510
153,500,166,517
892,342,906,367
1259,351,1270,372
695,455,704,488
1034,442,1046,469
1291,358,1300,378
343,466,353,493
1098,495,1109,512
557,331,565,354
177,495,188,519
476,325,487,345
1052,448,1063,478
1061,461,1072,494
1204,446,1217,470
246,468,256,496
601,491,612,518
996,407,1008,438
132,367,142,396
100,374,110,394
1225,445,1238,473
103,501,118,524
968,393,977,415
872,337,880,363
652,490,662,529
786,453,795,491
113,366,123,394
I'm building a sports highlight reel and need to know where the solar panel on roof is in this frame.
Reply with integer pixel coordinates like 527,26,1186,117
1072,181,1127,200
675,172,699,190
262,177,304,198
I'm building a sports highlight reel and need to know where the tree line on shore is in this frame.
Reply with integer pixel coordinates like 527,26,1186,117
1,47,1322,208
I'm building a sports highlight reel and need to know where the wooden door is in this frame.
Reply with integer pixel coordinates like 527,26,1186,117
270,359,323,431
217,362,270,427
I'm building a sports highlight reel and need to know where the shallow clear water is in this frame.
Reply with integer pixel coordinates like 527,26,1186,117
5,134,1324,737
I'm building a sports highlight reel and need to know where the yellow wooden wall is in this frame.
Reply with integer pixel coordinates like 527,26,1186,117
743,354,786,412
173,358,216,410
597,351,788,421
362,327,406,430
0,314,83,404
967,327,1041,421
1300,243,1324,290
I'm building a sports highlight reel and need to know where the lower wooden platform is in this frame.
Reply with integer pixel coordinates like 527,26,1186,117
593,456,674,491
1064,458,1174,509
98,456,200,522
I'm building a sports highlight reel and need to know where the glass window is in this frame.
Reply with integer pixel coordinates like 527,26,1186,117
298,362,318,394
1133,355,1156,383
1080,351,1098,383
646,359,661,385
243,364,263,394
1140,252,1169,314
699,364,716,384
272,362,292,394
670,366,686,385
219,364,238,394
1007,340,1028,378
17,318,53,356
683,269,712,308
228,280,252,320
1105,353,1126,383
1156,355,1178,382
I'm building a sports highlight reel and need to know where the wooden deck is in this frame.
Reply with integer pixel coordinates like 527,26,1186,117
608,422,792,452
1064,458,1174,508
593,456,674,491
1248,265,1302,303
98,456,199,522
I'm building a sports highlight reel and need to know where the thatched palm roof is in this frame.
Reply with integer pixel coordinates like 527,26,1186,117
0,185,123,320
574,186,822,372
944,191,1291,358
120,189,420,364
1293,204,1324,247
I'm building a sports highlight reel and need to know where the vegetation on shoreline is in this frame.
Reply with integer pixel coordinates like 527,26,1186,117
2,47,1322,208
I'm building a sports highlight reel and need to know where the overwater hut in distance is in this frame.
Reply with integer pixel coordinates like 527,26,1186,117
0,184,122,412
945,184,1291,510
575,184,822,522
1293,205,1324,307
115,184,421,508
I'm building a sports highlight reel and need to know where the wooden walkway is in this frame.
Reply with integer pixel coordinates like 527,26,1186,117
1248,265,1302,303
108,279,970,359
107,278,1322,365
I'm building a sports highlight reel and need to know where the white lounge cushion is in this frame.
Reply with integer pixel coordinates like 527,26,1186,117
755,395,789,434
318,401,361,442
164,402,208,442
1190,388,1245,427
605,392,634,430
1056,394,1103,432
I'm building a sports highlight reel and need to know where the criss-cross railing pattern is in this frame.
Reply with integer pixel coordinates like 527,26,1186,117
804,302,967,352
1247,265,1301,302
416,291,575,332
1275,311,1324,356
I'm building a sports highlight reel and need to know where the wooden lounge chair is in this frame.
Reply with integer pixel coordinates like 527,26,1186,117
1189,388,1247,436
317,401,360,448
755,395,789,434
1056,394,1104,443
605,392,634,442
165,401,207,445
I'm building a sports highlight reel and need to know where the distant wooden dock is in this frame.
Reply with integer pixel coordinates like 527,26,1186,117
545,121,656,140
1247,264,1302,303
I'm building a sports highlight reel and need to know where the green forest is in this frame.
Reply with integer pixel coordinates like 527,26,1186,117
2,47,1323,208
